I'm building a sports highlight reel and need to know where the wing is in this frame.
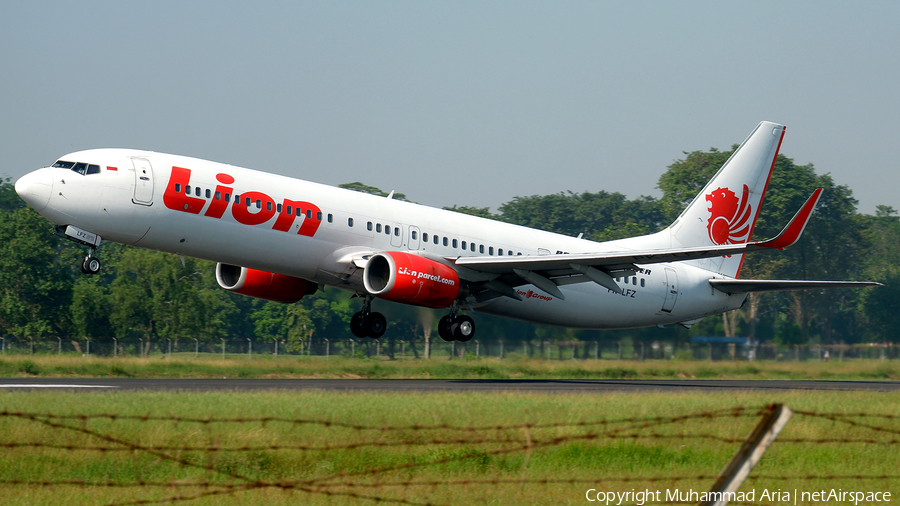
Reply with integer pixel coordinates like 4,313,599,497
453,189,825,300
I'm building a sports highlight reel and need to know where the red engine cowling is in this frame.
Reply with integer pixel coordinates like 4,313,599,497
363,252,461,308
216,263,316,303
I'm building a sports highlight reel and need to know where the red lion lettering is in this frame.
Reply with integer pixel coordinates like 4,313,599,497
706,184,752,245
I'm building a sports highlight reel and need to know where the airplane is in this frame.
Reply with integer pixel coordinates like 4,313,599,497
14,121,879,341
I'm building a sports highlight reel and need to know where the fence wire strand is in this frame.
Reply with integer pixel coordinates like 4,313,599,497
0,404,896,505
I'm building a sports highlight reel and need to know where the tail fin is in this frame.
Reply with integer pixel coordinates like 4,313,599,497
665,121,785,278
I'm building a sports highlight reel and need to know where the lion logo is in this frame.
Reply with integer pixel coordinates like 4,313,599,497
706,184,752,245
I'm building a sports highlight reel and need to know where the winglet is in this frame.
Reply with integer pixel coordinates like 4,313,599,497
754,188,823,250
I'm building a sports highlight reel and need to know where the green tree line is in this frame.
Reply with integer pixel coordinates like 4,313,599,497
0,147,894,354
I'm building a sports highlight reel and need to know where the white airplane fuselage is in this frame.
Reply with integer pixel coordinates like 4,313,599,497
17,148,745,330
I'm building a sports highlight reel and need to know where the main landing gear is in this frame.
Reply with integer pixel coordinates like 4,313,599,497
436,301,475,342
350,296,387,339
438,314,475,342
350,296,476,342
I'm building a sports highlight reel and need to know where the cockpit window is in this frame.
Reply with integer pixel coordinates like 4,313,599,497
56,160,102,175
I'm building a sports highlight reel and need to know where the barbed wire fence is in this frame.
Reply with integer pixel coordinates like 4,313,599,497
0,404,897,505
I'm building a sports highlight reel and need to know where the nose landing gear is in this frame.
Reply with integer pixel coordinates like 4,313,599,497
80,252,101,275
54,225,103,275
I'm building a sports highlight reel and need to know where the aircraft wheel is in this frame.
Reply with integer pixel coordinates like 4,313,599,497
438,315,455,341
452,315,475,342
366,312,387,339
350,312,368,338
81,256,101,275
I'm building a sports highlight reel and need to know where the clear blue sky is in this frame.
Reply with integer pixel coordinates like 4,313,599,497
3,1,898,215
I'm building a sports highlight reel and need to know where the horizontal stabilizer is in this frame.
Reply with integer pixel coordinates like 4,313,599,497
709,279,882,295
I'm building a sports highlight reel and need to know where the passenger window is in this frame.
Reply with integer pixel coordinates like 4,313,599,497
498,249,503,256
452,239,458,248
433,235,439,245
348,217,354,227
276,203,282,213
368,222,374,232
233,193,239,202
640,278,645,287
287,206,293,215
206,189,211,199
255,199,261,209
186,185,192,194
328,214,333,223
225,193,231,203
196,187,202,197
461,241,467,250
245,197,251,206
442,237,448,247
633,277,637,285
411,231,418,240
175,183,181,193
479,245,484,253
86,164,100,175
394,227,399,236
317,212,322,221
423,233,429,242
266,201,272,211
307,210,312,219
215,191,221,201
386,226,391,235
471,243,476,252
489,247,494,255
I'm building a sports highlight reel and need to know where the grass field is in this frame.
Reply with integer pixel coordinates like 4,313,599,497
0,388,897,505
1,355,899,381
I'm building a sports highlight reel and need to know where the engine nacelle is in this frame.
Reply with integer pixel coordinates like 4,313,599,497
363,252,461,308
216,263,316,303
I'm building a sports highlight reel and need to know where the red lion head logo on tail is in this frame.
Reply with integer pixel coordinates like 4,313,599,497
706,184,753,245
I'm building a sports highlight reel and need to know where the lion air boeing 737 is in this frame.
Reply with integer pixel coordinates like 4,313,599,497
15,121,879,341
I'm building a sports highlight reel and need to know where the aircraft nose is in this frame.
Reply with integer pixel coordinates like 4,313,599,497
15,168,53,211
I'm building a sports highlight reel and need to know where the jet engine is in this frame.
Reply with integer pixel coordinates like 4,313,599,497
216,263,316,303
363,252,462,308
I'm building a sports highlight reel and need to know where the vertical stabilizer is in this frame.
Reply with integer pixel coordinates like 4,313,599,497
666,121,785,278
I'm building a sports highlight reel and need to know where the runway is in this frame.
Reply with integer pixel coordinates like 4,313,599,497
2,378,899,392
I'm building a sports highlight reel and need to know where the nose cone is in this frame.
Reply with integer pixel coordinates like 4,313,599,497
15,168,53,211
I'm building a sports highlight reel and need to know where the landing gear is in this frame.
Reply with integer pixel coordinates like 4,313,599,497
437,302,476,342
53,225,103,275
80,250,101,275
350,296,387,339
350,296,475,341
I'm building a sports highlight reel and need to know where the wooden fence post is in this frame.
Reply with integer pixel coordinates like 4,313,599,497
701,403,793,506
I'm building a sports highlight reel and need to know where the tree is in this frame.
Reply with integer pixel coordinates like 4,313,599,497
858,207,900,342
444,205,498,220
108,250,229,355
497,191,665,240
656,149,868,343
0,207,73,341
339,182,409,202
